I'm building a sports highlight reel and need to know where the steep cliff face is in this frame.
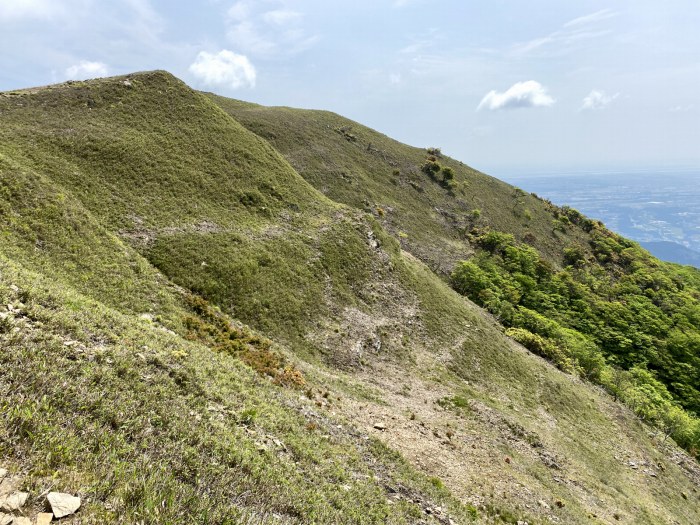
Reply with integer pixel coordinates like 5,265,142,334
0,72,698,524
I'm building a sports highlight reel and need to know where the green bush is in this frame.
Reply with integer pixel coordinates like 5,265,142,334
476,231,516,253
421,159,441,179
505,327,571,371
451,261,493,298
441,166,455,184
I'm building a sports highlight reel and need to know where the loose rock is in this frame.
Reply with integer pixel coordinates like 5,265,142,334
13,518,31,525
0,513,13,525
0,492,29,512
537,499,550,509
36,513,54,525
47,492,81,518
373,422,387,431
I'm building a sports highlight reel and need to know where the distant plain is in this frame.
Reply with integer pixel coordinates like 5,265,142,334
499,169,700,266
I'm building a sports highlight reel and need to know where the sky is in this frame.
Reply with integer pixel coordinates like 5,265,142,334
1,0,699,176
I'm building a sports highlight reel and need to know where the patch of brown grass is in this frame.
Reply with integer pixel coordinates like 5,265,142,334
183,293,305,387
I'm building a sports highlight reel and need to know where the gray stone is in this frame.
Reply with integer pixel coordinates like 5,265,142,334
373,422,387,430
0,477,18,498
47,492,81,518
0,512,13,525
0,492,28,512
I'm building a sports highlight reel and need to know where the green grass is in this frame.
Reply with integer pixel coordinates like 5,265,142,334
0,255,478,524
0,152,181,319
208,94,593,271
0,71,698,524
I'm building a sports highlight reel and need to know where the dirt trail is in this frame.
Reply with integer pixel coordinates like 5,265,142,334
311,340,700,525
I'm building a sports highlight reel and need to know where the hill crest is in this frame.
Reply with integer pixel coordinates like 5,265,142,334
0,71,698,524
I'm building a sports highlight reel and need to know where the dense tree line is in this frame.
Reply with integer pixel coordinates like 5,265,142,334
452,223,700,456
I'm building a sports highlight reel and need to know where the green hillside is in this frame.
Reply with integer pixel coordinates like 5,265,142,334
208,95,592,272
212,94,700,444
1,72,698,524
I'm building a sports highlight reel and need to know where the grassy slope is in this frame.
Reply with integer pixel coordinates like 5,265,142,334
0,151,181,320
0,72,698,523
0,72,474,523
207,95,592,273
0,71,352,354
0,256,474,524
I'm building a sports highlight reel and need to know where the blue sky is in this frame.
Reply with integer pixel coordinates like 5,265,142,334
1,1,698,175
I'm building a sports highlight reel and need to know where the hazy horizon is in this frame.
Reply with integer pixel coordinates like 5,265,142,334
489,163,700,180
1,1,699,173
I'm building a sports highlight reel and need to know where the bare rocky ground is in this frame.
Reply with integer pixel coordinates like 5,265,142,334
0,466,79,524
300,332,700,525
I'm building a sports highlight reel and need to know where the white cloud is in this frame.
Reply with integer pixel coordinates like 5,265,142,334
65,61,109,80
399,29,439,55
226,1,250,22
477,81,555,111
581,89,619,110
225,1,318,57
389,73,401,84
122,0,165,43
0,0,60,19
511,8,615,57
189,50,256,89
564,8,616,28
669,104,695,113
226,20,277,56
262,9,301,26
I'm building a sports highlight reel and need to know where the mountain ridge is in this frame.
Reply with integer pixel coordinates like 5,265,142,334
210,87,700,415
0,71,698,524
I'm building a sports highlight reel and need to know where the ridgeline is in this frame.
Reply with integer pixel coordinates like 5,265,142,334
1,71,698,524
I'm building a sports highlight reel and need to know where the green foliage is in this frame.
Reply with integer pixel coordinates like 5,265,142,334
552,218,568,233
505,328,571,371
452,228,700,457
429,476,445,490
441,166,455,184
421,158,441,179
182,292,306,388
476,231,516,253
563,246,586,267
437,395,472,415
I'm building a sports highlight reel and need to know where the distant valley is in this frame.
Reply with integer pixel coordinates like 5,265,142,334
499,169,700,267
